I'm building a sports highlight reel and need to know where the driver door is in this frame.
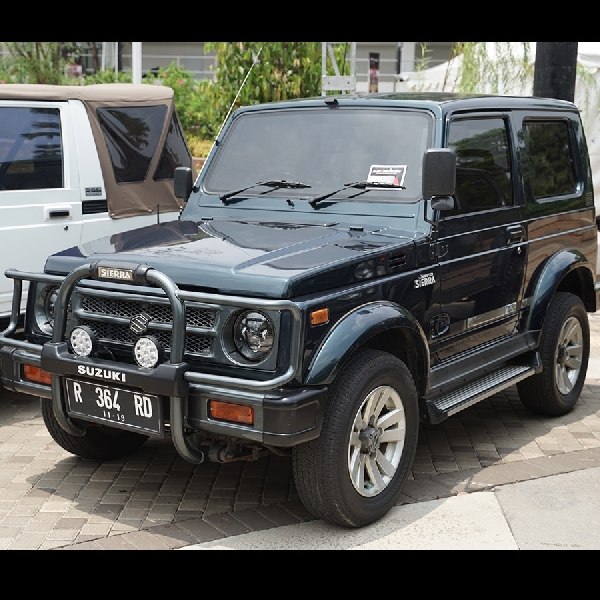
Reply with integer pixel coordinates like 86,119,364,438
435,115,527,361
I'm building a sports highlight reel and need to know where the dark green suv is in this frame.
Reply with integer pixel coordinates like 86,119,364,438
1,93,598,528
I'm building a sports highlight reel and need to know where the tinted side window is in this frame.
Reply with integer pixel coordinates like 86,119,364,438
97,106,167,184
523,120,576,200
0,107,63,191
154,112,192,181
447,118,513,214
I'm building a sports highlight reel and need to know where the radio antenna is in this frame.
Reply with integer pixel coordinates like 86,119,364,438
214,45,265,143
192,45,265,183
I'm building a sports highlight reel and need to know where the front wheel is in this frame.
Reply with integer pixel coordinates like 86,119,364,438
518,292,590,417
292,349,419,528
41,399,149,461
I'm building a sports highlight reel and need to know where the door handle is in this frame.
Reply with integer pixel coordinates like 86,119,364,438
45,204,72,220
506,226,525,245
49,210,71,219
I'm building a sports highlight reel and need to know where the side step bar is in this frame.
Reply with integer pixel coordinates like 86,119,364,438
424,363,538,425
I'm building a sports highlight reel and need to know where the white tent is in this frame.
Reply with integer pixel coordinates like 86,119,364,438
576,43,600,212
404,42,600,210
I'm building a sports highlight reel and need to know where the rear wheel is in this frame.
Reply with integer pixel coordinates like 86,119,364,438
41,399,149,461
518,292,590,417
293,349,419,528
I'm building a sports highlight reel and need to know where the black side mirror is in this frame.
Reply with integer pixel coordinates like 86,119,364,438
423,148,457,200
174,167,194,202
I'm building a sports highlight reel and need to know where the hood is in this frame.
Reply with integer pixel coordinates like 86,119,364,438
47,219,417,299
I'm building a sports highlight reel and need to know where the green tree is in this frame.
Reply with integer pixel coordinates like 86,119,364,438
145,63,206,137
450,42,533,94
202,42,342,137
2,42,78,84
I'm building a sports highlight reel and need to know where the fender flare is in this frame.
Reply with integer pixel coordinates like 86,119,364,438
305,301,429,387
526,249,595,332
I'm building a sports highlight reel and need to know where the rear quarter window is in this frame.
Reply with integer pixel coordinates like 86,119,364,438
522,120,578,201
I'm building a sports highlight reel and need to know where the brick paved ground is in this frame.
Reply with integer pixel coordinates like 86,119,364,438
1,314,600,550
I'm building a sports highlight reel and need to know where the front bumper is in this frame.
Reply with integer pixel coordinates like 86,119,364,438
0,342,327,448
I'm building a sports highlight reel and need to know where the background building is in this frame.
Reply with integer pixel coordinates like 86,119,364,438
0,42,452,84
100,42,454,88
1,42,453,88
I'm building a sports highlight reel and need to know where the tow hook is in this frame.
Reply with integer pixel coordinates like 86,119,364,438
209,440,237,463
208,441,266,464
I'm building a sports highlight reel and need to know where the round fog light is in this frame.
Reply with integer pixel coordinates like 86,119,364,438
70,326,97,358
134,336,163,369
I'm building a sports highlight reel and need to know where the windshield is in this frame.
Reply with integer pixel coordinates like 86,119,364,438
204,108,432,203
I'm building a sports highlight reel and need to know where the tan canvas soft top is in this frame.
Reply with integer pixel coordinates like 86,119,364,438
0,83,175,103
0,84,193,219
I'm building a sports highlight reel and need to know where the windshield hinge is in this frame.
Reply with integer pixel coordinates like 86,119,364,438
430,242,449,261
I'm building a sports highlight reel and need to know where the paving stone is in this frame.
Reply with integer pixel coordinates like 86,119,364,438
121,530,172,550
111,522,144,534
402,480,441,502
256,505,302,527
40,539,71,550
9,532,47,550
203,514,251,537
55,518,88,531
176,519,223,544
142,523,199,549
94,536,138,550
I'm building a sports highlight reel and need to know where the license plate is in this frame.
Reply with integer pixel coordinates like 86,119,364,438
66,379,163,437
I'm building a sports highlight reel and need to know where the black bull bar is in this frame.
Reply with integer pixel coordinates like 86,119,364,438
0,263,304,464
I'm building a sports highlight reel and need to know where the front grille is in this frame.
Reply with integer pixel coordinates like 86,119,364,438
82,297,216,329
81,320,213,356
77,295,217,358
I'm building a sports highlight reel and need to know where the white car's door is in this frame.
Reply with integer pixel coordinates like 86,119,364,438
0,102,83,318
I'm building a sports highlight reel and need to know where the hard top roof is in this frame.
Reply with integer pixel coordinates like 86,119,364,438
235,92,579,118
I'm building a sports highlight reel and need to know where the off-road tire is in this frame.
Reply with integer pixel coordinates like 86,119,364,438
518,292,590,417
292,349,419,528
41,398,149,461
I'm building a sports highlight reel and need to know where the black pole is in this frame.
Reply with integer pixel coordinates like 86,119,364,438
534,42,579,102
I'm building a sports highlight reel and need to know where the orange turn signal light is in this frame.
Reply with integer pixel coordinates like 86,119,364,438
23,366,52,386
310,308,330,326
209,401,254,426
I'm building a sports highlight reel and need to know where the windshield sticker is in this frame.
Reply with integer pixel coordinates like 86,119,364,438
368,165,407,187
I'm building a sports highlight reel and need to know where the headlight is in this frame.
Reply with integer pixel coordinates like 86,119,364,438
233,311,275,362
45,287,59,321
33,285,73,336
34,286,60,335
355,261,375,280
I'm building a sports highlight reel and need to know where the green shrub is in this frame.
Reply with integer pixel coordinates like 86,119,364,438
144,63,217,140
83,69,133,85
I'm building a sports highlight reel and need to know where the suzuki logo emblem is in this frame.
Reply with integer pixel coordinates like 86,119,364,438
130,313,152,335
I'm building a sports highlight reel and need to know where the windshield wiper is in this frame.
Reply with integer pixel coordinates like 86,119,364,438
220,180,312,205
309,181,406,208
